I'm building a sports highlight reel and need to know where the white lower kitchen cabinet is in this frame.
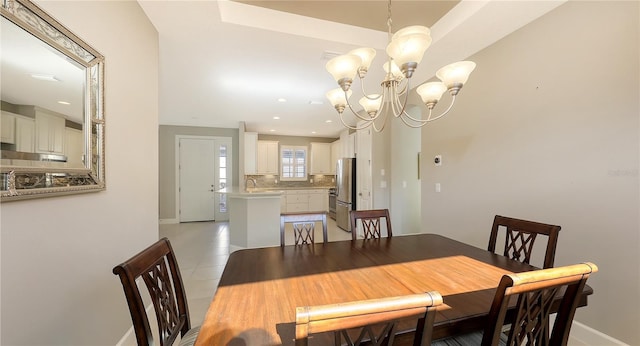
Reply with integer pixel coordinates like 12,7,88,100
308,190,327,212
282,189,329,213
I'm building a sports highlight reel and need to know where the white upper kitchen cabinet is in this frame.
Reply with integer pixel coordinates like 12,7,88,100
256,140,279,174
35,110,65,154
330,139,341,174
15,116,35,152
310,142,331,174
1,111,16,144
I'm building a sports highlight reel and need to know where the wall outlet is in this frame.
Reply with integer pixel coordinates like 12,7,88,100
310,178,313,183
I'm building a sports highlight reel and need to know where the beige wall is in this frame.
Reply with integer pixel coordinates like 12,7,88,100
159,125,239,220
1,1,159,344
421,1,639,343
390,105,421,234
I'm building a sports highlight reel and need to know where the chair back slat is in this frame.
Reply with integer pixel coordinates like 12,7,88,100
113,238,192,346
296,292,443,346
488,215,561,268
483,263,597,346
350,209,393,241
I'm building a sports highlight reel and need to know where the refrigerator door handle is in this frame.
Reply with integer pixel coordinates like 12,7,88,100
336,200,350,207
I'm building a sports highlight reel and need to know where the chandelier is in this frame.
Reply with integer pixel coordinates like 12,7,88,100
325,0,476,132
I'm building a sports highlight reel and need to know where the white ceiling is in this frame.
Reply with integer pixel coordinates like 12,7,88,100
138,0,566,138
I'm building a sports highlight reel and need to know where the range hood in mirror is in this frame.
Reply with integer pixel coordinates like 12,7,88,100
1,150,68,162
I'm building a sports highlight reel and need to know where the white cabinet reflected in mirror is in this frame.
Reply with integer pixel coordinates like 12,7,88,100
1,0,105,201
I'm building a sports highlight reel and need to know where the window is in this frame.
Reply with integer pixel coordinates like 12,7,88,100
218,144,227,213
281,146,307,181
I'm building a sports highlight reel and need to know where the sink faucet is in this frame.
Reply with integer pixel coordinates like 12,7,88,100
246,178,257,189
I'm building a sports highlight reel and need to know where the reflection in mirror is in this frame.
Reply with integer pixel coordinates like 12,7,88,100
1,15,85,168
0,0,105,201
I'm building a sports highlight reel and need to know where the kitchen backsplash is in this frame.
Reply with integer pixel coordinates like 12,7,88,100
245,175,336,189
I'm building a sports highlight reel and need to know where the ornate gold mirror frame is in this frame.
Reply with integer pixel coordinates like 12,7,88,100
1,0,105,201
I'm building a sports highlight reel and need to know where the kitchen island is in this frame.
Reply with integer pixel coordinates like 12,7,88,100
216,187,283,251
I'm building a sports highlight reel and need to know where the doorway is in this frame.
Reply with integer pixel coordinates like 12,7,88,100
177,136,232,222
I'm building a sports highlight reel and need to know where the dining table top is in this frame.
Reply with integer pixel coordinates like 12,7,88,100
194,233,593,345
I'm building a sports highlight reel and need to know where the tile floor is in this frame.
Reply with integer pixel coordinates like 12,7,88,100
159,217,351,327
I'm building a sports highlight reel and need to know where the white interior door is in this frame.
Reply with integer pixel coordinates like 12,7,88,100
356,126,372,211
179,137,216,222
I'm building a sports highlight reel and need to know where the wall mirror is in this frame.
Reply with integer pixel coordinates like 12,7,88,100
1,0,105,201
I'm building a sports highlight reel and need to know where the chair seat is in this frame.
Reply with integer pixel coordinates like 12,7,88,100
178,325,201,346
432,331,507,346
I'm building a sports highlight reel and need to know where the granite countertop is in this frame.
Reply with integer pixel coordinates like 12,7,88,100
248,186,333,191
216,186,334,196
215,187,283,197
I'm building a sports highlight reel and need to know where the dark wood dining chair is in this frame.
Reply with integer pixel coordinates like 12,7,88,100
432,262,597,346
113,237,199,346
488,215,561,269
295,292,442,346
280,211,328,246
350,209,393,241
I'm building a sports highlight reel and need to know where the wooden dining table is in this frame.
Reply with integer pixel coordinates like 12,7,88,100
194,233,593,345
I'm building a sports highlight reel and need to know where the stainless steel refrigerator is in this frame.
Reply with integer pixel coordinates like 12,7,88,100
335,158,356,232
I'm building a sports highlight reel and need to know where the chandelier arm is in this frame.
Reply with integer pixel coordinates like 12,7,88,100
372,98,392,132
398,113,430,128
358,76,385,101
399,94,457,124
390,78,411,118
337,112,374,131
372,119,386,132
344,93,379,121
425,95,457,122
396,79,408,96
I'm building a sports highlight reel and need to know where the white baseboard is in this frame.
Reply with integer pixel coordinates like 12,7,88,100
115,326,134,346
116,304,155,346
159,218,179,224
571,321,629,346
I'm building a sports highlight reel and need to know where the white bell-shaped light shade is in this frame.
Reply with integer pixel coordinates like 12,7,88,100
386,33,431,68
326,88,352,107
348,48,376,72
436,61,476,87
359,94,383,114
392,25,430,40
383,61,404,81
416,82,447,104
326,54,362,83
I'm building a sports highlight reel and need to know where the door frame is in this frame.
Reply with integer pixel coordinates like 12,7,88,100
174,135,232,222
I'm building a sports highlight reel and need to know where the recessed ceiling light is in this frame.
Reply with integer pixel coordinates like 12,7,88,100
309,100,323,105
273,116,280,120
277,98,287,103
311,131,316,134
57,101,70,105
30,74,59,82
269,129,276,132
325,120,333,123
